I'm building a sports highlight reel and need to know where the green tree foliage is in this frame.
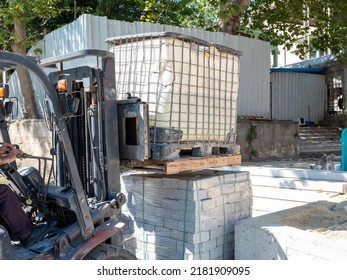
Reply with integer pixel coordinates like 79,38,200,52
175,0,219,30
240,0,347,61
131,0,346,61
42,0,95,32
94,0,143,22
0,0,63,50
134,0,219,30
1,0,346,61
0,0,66,118
217,0,250,34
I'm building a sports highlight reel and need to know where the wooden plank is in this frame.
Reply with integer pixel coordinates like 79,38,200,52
121,154,241,174
164,154,242,174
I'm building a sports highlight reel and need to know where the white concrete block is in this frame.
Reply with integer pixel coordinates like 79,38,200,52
223,165,347,183
235,200,347,260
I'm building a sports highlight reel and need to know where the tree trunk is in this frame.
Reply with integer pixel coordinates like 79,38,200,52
11,19,40,119
218,0,250,34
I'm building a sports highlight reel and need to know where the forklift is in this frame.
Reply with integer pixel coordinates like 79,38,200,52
0,49,143,260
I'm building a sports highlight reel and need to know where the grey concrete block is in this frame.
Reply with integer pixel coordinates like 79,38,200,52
169,209,210,222
186,231,210,244
233,200,252,214
177,238,217,255
178,217,225,233
129,214,165,228
155,236,179,249
216,235,225,247
161,199,180,211
170,230,210,244
222,185,238,195
234,181,252,192
153,226,172,238
201,238,217,253
210,226,225,240
200,198,215,211
207,186,223,198
226,192,243,204
192,252,210,260
210,245,224,260
235,172,250,182
196,175,239,190
208,206,229,219
154,178,194,189
224,204,236,215
121,170,251,260
163,218,179,230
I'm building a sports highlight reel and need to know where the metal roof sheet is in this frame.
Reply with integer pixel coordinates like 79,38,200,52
271,67,325,74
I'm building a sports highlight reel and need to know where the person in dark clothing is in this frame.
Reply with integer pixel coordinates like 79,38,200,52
0,184,32,241
0,143,47,247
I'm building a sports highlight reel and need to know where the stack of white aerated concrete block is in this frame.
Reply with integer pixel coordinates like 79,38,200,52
235,199,347,260
120,169,252,260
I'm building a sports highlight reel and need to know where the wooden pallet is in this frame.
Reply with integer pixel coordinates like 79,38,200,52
151,142,240,161
121,154,242,174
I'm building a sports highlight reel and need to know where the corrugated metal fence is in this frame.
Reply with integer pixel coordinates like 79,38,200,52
22,14,270,119
271,72,325,123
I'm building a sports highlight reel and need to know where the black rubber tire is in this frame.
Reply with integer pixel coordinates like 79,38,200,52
83,244,137,260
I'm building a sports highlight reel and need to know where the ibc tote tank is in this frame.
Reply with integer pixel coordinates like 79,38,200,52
107,32,241,156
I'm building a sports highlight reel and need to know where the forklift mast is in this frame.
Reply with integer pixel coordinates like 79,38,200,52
39,50,122,199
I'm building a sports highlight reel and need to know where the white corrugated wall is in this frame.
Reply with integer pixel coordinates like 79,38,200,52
25,14,270,119
271,72,325,123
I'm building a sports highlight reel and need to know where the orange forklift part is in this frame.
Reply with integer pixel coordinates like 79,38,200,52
0,87,5,98
57,79,67,92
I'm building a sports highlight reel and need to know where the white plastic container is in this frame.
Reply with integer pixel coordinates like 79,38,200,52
107,32,241,144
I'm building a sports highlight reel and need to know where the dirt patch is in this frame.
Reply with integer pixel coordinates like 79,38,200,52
274,195,347,239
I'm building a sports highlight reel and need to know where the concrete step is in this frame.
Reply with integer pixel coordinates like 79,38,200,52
299,136,341,140
298,131,341,136
298,126,342,157
299,150,342,159
299,127,341,131
299,144,341,151
299,141,340,146
299,131,341,140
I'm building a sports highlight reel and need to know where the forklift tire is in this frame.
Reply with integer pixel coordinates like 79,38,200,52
83,244,137,260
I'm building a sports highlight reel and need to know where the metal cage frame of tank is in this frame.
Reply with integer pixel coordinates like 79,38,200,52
107,32,241,160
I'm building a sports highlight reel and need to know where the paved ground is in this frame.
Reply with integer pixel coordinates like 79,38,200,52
241,156,342,171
